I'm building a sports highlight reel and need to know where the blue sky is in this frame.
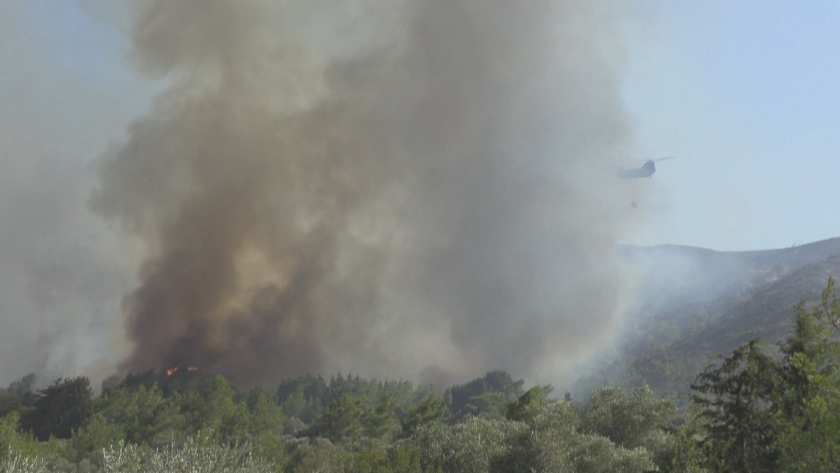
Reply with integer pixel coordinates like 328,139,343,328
622,2,840,250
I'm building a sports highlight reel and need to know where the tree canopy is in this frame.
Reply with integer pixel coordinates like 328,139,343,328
2,278,840,472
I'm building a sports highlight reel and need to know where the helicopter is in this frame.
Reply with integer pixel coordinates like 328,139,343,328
616,157,675,179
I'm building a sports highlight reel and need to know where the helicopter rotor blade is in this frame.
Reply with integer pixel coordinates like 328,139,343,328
653,156,676,162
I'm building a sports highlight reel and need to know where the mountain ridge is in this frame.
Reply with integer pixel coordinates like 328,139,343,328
576,237,840,398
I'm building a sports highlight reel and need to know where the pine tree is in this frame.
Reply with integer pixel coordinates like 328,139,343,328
401,392,445,438
691,339,779,472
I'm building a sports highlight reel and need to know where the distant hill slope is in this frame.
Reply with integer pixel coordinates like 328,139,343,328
576,238,840,399
618,237,840,312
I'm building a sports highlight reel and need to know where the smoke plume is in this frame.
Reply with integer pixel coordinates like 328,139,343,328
92,0,644,386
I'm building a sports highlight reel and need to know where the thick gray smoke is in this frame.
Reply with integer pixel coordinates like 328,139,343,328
91,0,645,386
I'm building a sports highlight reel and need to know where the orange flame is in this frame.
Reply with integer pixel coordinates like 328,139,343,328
188,366,198,372
167,366,179,376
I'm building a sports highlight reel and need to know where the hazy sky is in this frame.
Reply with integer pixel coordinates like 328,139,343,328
2,1,840,386
6,1,837,253
623,1,840,251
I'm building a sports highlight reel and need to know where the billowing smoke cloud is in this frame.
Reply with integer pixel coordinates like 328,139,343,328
92,0,645,387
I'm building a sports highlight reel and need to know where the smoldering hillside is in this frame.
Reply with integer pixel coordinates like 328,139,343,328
571,237,840,398
90,0,646,387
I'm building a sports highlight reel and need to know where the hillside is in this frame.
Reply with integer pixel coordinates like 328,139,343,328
576,238,840,398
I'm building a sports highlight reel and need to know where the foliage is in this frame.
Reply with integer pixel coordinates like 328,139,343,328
284,438,346,473
98,432,275,473
401,392,446,438
772,276,840,472
388,442,431,473
95,384,182,447
0,448,47,473
182,376,248,441
504,385,553,423
252,434,287,472
19,377,93,441
275,374,328,423
414,400,655,473
685,277,840,473
444,370,524,421
0,375,36,419
0,366,680,472
71,413,126,461
497,401,579,472
14,278,840,473
672,406,712,473
691,338,779,472
580,385,676,470
249,394,286,439
0,413,38,464
275,373,419,432
456,392,506,421
362,392,399,441
413,418,513,473
308,394,367,444
342,445,390,473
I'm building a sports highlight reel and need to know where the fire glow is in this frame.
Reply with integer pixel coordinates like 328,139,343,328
166,366,198,376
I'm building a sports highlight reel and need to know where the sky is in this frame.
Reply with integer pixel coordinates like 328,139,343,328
623,1,840,251
5,2,838,246
2,1,840,386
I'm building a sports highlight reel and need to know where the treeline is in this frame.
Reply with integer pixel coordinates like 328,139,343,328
2,278,840,472
681,277,840,472
1,368,674,472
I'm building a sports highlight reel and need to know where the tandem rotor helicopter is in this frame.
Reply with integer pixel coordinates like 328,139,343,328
616,157,676,180
617,157,676,208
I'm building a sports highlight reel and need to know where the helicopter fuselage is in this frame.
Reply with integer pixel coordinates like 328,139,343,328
616,160,656,179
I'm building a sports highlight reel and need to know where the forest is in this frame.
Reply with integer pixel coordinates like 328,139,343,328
2,278,840,472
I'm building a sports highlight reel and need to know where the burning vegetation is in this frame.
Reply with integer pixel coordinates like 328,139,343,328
166,366,200,377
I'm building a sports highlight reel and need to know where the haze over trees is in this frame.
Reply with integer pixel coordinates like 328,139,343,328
2,278,840,472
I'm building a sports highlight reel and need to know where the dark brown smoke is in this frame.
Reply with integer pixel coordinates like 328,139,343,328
92,0,644,387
